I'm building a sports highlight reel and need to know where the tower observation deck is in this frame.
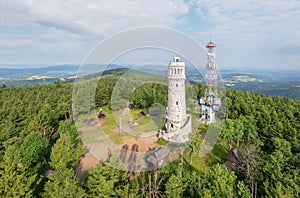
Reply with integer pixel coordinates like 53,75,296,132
199,41,221,123
161,56,192,144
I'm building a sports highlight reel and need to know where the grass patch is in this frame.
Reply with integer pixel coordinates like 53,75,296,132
100,106,118,132
156,138,168,146
198,124,208,134
183,152,206,171
136,115,151,126
95,106,124,144
130,108,142,117
108,132,124,144
80,129,105,144
131,115,160,134
205,143,228,165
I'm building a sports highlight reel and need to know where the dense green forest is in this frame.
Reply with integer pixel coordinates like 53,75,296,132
0,70,299,197
226,81,300,101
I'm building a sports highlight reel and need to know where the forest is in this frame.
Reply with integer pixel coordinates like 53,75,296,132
227,81,300,101
0,69,299,197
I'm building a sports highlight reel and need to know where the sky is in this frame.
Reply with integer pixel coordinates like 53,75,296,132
1,0,300,70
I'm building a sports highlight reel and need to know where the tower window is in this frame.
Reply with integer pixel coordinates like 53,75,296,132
176,101,178,105
174,69,176,74
176,83,178,87
171,124,173,128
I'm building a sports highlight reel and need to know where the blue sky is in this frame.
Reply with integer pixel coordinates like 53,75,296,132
1,0,300,70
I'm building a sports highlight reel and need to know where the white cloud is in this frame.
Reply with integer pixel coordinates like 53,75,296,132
22,0,189,37
1,0,300,69
0,0,190,64
191,0,300,69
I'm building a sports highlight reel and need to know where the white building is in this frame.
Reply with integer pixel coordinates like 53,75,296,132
162,56,192,144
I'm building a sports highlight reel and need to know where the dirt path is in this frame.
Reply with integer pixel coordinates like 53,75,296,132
75,152,99,182
122,107,130,117
75,107,161,179
121,134,160,152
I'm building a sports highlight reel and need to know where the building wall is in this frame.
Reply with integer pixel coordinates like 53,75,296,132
201,104,215,123
167,57,187,132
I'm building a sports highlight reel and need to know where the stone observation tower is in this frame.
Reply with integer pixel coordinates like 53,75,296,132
200,40,221,123
162,56,192,144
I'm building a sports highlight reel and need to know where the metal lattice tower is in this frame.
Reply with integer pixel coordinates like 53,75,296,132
200,40,221,123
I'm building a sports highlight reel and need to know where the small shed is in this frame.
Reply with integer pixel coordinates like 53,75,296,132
223,147,243,171
49,129,59,142
97,108,106,119
44,170,56,177
146,147,169,168
140,109,148,117
124,101,134,108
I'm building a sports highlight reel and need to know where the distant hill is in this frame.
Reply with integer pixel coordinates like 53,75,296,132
0,65,299,100
0,65,79,79
0,64,130,87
